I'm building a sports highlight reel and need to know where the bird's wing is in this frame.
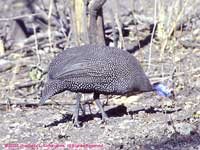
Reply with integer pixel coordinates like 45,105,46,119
53,60,115,83
48,52,84,75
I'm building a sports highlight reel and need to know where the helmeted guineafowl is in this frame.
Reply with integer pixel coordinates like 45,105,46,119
40,44,172,127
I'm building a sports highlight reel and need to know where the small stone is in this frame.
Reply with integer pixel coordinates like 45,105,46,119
163,100,173,107
174,122,196,136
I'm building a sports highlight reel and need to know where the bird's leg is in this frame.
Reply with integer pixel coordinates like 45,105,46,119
80,103,86,116
82,98,93,114
88,102,92,114
103,95,109,107
72,93,81,127
94,93,108,122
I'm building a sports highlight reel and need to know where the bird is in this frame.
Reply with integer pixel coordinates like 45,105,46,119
40,44,173,127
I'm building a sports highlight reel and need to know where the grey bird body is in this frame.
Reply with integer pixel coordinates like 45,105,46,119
41,44,152,103
40,44,153,126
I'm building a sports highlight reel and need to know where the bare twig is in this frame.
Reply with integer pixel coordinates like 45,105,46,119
0,13,43,21
32,22,41,65
47,0,54,51
14,80,41,89
160,0,189,60
114,0,124,48
147,0,157,73
149,67,200,79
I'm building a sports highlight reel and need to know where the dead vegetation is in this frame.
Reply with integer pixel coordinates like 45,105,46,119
0,0,199,149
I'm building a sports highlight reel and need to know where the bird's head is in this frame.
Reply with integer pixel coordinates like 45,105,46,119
152,82,175,99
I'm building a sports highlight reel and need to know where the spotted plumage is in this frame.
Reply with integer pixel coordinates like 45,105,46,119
41,44,153,103
40,44,156,127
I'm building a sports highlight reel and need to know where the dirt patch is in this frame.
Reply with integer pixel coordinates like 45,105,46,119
0,0,199,149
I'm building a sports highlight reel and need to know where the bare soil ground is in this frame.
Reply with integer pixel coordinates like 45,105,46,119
0,0,200,149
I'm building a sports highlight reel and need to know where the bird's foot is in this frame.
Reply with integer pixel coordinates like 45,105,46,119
73,120,81,128
72,114,81,128
101,112,109,124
